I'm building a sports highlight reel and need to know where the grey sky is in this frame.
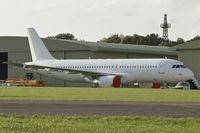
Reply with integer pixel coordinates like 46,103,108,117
0,0,199,41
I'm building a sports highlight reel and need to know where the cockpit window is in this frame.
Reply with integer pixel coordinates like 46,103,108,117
180,65,186,68
172,64,186,69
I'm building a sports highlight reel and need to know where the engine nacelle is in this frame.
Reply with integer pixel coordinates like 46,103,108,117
96,75,121,88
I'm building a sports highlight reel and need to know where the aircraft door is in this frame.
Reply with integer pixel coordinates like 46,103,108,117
159,61,166,81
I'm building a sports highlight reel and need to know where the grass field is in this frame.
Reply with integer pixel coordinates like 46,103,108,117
1,87,200,133
0,114,199,133
0,87,200,102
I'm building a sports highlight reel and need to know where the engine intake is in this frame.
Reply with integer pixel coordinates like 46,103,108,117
96,75,121,88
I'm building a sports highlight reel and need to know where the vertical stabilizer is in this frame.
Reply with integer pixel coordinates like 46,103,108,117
27,28,55,62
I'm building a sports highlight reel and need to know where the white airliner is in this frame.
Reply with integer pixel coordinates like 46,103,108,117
8,28,195,88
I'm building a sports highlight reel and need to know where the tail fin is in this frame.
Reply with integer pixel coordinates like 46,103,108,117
27,28,55,62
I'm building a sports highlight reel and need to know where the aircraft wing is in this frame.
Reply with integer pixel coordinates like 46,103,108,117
5,62,123,77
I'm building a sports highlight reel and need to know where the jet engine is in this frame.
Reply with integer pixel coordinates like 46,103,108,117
95,75,121,88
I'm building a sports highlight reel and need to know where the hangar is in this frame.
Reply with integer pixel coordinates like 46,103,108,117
0,36,180,87
170,39,200,80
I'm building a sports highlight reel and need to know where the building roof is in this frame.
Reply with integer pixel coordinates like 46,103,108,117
65,40,177,55
0,36,177,56
170,40,200,51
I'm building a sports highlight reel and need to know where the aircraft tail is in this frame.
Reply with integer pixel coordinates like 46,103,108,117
27,28,55,62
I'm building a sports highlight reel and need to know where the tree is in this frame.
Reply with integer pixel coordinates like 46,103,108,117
188,36,200,42
100,33,163,46
159,40,177,47
138,36,148,45
122,34,161,46
146,33,162,46
118,34,146,45
176,38,185,44
100,34,122,43
122,35,136,44
132,34,144,44
47,36,55,39
47,33,76,40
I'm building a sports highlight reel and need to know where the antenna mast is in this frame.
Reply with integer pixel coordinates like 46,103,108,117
160,14,171,40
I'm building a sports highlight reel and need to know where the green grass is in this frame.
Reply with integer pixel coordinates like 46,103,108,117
0,114,200,133
0,87,200,102
1,87,200,132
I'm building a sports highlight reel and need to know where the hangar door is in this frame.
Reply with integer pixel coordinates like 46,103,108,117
0,52,8,80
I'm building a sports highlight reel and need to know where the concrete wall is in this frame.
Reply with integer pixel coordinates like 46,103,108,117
127,53,173,59
65,51,92,59
178,50,200,80
94,52,127,59
93,52,177,59
8,52,31,79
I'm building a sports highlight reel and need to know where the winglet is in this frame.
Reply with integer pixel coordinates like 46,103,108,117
27,28,55,62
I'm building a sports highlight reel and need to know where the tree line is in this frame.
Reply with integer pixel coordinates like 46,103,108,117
47,33,200,47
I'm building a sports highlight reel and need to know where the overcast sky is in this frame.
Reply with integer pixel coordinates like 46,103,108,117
0,0,199,41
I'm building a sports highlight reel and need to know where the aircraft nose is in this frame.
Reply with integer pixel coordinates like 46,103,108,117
177,69,194,81
183,69,194,80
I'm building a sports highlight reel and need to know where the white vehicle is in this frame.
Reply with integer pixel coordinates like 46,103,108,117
7,28,195,88
174,82,190,89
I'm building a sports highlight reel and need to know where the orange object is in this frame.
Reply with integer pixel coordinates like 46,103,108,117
112,76,121,88
152,82,161,89
4,79,45,87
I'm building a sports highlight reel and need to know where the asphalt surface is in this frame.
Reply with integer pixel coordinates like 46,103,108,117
0,101,200,117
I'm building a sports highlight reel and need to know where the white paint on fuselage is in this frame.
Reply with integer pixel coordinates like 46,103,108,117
24,28,194,86
27,58,194,84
